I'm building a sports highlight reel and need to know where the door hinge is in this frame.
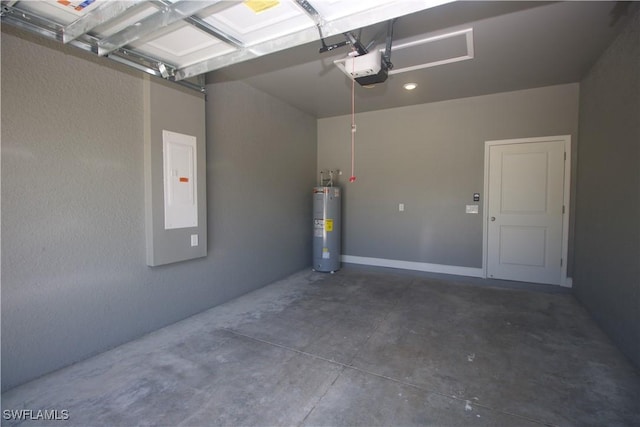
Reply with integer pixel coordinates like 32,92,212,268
560,258,563,267
563,205,565,214
564,152,567,161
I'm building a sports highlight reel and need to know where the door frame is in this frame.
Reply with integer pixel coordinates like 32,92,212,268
482,135,572,287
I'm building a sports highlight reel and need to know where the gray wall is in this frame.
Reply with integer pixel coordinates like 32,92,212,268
1,28,317,391
573,8,640,368
205,79,316,295
318,84,579,269
143,76,208,266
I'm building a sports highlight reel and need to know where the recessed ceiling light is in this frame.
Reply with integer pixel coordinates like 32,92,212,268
403,83,418,90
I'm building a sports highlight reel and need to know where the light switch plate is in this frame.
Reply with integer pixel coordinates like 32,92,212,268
190,234,198,247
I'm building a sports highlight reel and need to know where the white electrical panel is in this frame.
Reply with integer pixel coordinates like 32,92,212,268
163,130,197,229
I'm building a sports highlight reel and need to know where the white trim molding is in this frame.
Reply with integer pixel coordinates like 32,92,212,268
341,255,484,278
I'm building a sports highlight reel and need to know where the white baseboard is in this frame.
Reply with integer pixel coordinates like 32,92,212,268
341,255,484,278
562,277,573,288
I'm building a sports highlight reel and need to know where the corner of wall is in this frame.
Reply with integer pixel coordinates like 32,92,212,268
573,6,640,368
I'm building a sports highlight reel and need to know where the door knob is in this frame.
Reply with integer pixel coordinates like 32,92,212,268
490,216,496,221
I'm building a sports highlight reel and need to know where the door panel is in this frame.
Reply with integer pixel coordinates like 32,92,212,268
499,226,546,266
501,152,548,213
487,140,565,285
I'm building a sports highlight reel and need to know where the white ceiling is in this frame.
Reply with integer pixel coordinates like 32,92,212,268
208,1,634,118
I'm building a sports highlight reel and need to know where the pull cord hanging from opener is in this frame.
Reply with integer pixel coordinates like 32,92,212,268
349,50,357,183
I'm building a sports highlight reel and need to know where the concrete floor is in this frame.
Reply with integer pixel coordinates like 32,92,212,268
2,266,639,426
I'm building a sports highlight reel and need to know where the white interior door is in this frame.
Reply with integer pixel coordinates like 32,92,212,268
486,137,568,285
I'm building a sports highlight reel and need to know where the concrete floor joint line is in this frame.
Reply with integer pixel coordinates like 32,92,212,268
222,326,551,426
